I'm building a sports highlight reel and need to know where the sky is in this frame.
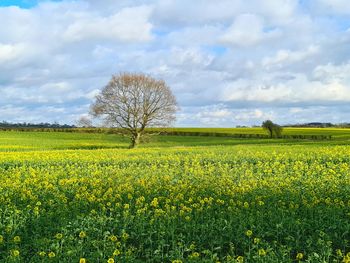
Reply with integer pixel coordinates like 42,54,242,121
0,0,350,127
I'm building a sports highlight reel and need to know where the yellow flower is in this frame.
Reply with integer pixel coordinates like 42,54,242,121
253,237,260,244
189,252,200,258
48,252,56,258
13,236,21,243
172,260,183,263
55,233,63,240
343,256,350,263
80,258,87,263
245,230,253,237
113,249,121,256
121,232,129,241
110,235,118,242
296,252,303,260
258,249,267,256
38,251,46,257
11,249,20,257
79,231,87,238
236,255,244,262
151,198,159,207
107,258,115,263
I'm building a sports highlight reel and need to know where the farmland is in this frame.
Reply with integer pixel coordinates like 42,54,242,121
1,129,350,262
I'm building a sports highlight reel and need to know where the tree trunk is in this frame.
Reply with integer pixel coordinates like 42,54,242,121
130,132,142,148
268,127,273,138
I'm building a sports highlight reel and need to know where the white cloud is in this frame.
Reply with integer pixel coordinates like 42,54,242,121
262,45,320,69
63,6,154,43
314,0,350,15
0,0,350,126
313,62,350,83
0,43,26,62
220,72,350,105
220,14,280,47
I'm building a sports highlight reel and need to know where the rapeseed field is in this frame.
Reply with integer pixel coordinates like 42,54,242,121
1,140,350,262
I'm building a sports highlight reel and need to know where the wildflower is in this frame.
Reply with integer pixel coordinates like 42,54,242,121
13,236,21,243
107,258,115,263
11,250,20,257
48,252,56,258
109,235,118,242
80,258,87,263
236,255,244,262
258,249,267,256
296,253,303,260
172,260,183,263
79,231,87,239
113,249,121,256
151,198,159,207
55,233,63,240
245,230,253,237
253,237,260,244
38,251,46,257
190,252,200,258
121,232,129,241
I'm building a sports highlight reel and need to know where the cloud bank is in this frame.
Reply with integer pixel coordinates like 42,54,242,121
0,0,350,126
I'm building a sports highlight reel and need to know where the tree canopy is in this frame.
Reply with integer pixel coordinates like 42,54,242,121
91,73,177,148
262,120,283,138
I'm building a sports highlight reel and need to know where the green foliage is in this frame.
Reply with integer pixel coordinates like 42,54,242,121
262,120,283,138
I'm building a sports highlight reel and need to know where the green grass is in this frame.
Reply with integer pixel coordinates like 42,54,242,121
0,131,129,151
150,127,350,139
1,127,350,152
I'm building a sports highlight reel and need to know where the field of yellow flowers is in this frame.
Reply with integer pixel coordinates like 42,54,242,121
1,142,350,262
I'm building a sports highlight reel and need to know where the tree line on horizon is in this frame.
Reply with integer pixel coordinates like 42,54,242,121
1,121,347,129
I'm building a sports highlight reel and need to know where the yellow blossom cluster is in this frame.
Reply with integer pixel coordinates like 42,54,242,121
0,145,350,262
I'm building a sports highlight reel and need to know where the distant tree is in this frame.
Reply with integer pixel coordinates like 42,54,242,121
262,120,283,138
91,73,177,148
76,116,93,128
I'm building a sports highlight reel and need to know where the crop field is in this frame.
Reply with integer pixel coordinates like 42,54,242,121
1,129,350,262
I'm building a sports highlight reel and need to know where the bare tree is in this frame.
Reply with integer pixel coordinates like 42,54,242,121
76,116,93,128
91,73,177,148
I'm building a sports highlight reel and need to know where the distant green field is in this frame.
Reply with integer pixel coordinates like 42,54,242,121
152,127,350,139
0,127,349,151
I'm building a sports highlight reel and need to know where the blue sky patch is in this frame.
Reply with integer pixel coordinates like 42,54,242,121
0,0,61,8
